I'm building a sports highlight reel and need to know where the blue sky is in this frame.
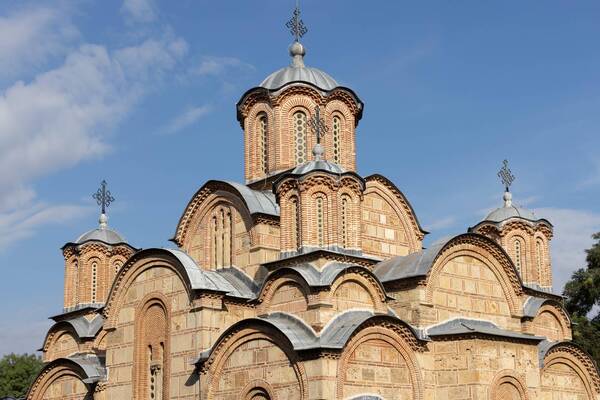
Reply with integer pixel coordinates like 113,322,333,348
1,0,599,356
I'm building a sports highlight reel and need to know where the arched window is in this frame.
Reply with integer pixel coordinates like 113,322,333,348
258,113,268,174
91,260,98,303
211,215,218,267
293,111,307,164
134,301,168,399
211,206,234,268
73,259,79,305
340,195,349,248
536,238,544,280
290,196,300,250
332,115,341,164
514,239,523,276
316,196,325,247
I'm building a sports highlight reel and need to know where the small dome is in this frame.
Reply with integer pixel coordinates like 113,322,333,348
292,159,345,175
484,205,537,223
260,41,339,91
75,227,127,245
73,213,127,245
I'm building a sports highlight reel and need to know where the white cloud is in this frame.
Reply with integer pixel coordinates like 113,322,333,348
425,216,457,231
536,207,600,294
121,0,157,23
161,105,212,135
192,56,254,76
0,23,187,250
0,5,78,78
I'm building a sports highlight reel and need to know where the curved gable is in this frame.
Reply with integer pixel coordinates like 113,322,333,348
362,175,426,259
103,248,236,328
541,341,600,397
172,179,278,246
424,234,524,321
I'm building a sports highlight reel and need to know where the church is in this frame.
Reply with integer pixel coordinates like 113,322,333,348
27,7,600,400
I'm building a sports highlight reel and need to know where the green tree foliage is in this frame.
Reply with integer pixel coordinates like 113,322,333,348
563,232,600,366
0,353,43,398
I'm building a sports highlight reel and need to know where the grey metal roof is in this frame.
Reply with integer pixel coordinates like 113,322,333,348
193,310,425,365
164,249,240,294
261,312,318,350
260,42,339,91
374,241,448,283
224,181,279,216
485,205,538,223
291,160,345,175
64,315,103,339
74,227,127,245
215,266,260,299
67,354,106,384
348,396,384,400
523,296,549,318
426,318,545,341
260,63,338,91
285,262,354,287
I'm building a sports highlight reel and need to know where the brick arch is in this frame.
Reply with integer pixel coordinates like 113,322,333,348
42,325,80,361
202,325,308,400
241,379,277,400
133,293,170,400
27,359,92,400
337,324,423,400
173,181,260,249
257,272,310,316
542,342,600,397
362,176,424,257
244,102,275,181
181,191,254,264
489,370,529,400
424,234,523,317
329,269,388,313
324,99,355,169
531,303,571,341
102,251,193,329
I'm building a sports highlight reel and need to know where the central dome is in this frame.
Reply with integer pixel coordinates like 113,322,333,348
260,41,339,91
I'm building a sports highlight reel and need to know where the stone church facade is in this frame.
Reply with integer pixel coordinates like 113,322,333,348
28,11,600,400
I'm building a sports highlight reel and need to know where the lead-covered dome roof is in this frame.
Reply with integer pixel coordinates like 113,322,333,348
69,213,128,246
259,42,339,91
483,191,538,223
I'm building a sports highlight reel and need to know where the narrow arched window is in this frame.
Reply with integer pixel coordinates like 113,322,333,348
212,215,218,267
514,239,522,275
316,196,324,247
258,113,268,174
223,209,232,266
290,196,300,250
73,259,79,305
293,111,307,164
91,260,98,303
536,238,544,280
332,116,341,164
114,260,122,277
340,195,349,248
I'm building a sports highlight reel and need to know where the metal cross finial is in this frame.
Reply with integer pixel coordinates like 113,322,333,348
309,106,328,144
93,180,115,215
286,2,307,42
497,159,516,192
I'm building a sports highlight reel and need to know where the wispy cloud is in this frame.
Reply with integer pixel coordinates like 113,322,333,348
161,105,212,135
191,56,254,76
0,4,187,251
425,216,457,231
536,207,600,294
121,0,157,23
0,5,78,79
